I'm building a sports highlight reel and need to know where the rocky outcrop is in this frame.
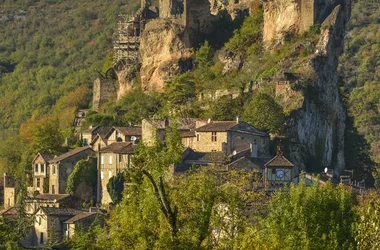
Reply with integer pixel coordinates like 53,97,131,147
139,19,193,92
263,0,343,46
286,1,351,177
210,0,258,19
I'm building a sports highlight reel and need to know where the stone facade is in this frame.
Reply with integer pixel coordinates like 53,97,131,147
98,143,135,205
3,174,15,209
48,147,95,194
92,77,116,111
31,153,53,194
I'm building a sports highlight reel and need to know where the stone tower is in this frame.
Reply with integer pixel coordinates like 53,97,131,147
92,75,116,111
3,173,15,209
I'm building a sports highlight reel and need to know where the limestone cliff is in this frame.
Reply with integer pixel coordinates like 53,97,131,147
285,1,351,176
139,19,193,92
263,0,343,46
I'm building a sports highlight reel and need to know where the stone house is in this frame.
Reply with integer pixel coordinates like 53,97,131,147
105,126,142,145
82,126,111,147
194,119,270,156
48,147,95,195
97,142,136,205
142,118,207,147
31,152,54,194
32,207,95,247
64,209,98,239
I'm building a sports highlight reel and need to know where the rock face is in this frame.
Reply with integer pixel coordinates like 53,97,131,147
286,1,351,176
210,0,257,19
140,19,193,92
263,0,343,46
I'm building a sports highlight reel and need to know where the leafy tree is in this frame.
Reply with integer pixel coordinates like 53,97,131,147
243,93,285,134
244,178,356,250
107,172,125,204
356,191,380,249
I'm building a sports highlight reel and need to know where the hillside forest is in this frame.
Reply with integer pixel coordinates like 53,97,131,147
0,0,379,248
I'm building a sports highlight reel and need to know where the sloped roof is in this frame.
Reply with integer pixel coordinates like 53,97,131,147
113,126,142,136
40,207,82,216
32,152,55,164
49,147,94,163
185,151,227,163
64,212,96,224
179,130,196,138
144,118,202,130
196,121,238,132
27,194,71,202
0,207,19,216
95,126,112,139
83,126,99,134
100,142,137,154
265,154,294,167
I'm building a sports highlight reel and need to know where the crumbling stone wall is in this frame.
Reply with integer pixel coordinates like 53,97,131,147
92,77,116,111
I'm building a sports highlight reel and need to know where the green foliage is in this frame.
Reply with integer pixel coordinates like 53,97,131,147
83,111,115,127
66,159,97,197
29,118,64,154
245,178,356,250
243,93,285,134
107,172,125,204
225,7,263,56
339,0,380,164
356,191,380,249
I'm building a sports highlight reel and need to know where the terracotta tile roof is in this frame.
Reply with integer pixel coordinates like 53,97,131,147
40,207,82,216
100,142,137,154
265,154,294,167
64,212,96,224
49,147,94,163
196,121,238,132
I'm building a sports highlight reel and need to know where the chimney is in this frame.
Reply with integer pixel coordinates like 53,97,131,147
207,118,211,124
236,117,241,123
250,142,258,158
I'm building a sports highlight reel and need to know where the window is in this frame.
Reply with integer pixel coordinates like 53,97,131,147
35,164,38,173
196,134,200,141
109,156,113,164
83,138,88,146
40,232,44,244
211,132,217,142
101,171,104,180
262,138,266,145
119,155,123,162
51,185,55,194
109,171,113,179
41,164,45,173
38,217,41,225
36,178,40,188
101,156,104,165
52,165,56,175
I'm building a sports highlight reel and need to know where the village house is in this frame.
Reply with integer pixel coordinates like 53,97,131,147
25,193,83,215
97,142,136,205
82,126,111,147
48,147,95,195
64,208,98,239
263,150,295,189
141,118,207,147
194,118,270,156
105,126,142,144
31,152,54,194
32,207,97,247
3,173,15,209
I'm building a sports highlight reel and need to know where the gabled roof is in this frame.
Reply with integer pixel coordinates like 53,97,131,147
100,142,137,154
143,118,203,130
94,126,112,139
64,212,96,224
196,121,238,132
39,207,82,216
49,147,94,164
265,154,294,168
27,194,71,202
82,126,99,134
32,152,55,164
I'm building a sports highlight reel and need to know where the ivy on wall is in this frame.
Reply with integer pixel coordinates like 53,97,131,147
66,159,97,196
